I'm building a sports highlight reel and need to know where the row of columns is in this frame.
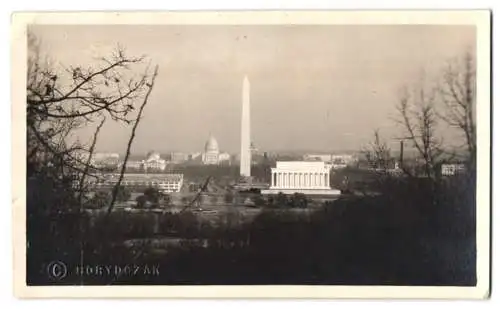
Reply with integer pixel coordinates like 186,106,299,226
271,171,330,189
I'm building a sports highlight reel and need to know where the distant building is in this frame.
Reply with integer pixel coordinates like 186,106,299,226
303,153,356,169
93,152,119,160
331,154,356,168
121,151,167,172
218,152,231,162
261,161,341,196
202,135,220,165
74,151,120,169
92,152,120,164
441,163,466,176
143,151,167,171
367,157,400,171
92,173,184,193
200,135,232,165
304,154,332,162
124,160,143,170
189,152,202,161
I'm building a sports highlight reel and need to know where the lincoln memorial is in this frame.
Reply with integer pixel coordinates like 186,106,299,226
261,161,341,196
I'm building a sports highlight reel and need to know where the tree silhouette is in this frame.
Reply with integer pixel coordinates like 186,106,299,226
439,50,476,176
27,31,159,216
289,193,308,208
135,195,148,208
163,194,172,207
115,186,131,202
143,187,161,206
274,192,288,208
26,30,159,284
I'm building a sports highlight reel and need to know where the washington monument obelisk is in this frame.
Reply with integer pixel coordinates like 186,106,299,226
240,75,251,177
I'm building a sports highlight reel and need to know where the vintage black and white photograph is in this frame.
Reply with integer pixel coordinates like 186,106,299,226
13,11,491,298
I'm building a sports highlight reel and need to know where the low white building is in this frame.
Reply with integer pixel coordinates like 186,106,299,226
331,154,356,165
261,161,341,196
93,173,184,193
303,153,356,169
303,154,332,162
143,151,167,171
121,151,167,171
189,152,202,161
93,152,120,161
218,152,231,162
124,160,143,170
441,163,466,176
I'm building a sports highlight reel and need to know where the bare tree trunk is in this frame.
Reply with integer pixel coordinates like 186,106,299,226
439,50,476,175
77,117,106,207
106,66,159,217
397,86,442,181
362,129,392,171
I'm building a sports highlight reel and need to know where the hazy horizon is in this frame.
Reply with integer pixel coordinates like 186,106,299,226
31,25,475,154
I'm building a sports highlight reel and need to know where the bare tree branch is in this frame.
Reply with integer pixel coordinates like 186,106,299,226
106,65,159,217
438,50,476,173
27,31,160,215
77,117,106,206
396,81,443,180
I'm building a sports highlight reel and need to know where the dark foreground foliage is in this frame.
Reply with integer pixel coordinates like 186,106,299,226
27,173,476,286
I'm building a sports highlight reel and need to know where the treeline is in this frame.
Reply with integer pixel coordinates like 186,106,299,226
27,171,475,286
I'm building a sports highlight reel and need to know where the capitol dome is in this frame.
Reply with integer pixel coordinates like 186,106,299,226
146,150,161,161
204,135,219,153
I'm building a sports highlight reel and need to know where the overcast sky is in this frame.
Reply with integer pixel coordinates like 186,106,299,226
31,25,475,155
